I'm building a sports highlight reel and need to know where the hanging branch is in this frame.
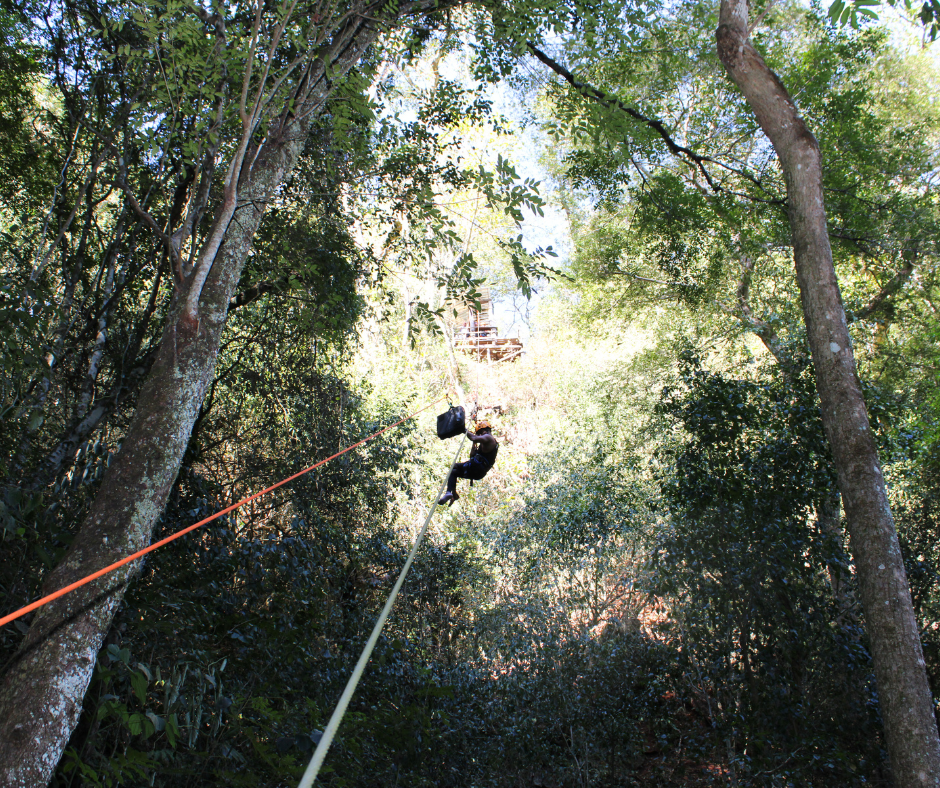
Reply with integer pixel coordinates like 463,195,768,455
526,43,779,200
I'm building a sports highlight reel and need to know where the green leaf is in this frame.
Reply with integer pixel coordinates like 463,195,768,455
34,544,53,569
827,0,846,20
166,713,180,748
131,671,148,705
127,713,144,736
145,711,166,732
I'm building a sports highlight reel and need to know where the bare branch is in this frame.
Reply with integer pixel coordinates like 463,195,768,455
28,153,104,286
847,245,917,324
526,43,782,202
748,0,776,35
239,0,265,128
30,349,158,490
115,168,186,289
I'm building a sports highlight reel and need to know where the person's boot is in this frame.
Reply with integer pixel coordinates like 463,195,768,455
438,491,459,506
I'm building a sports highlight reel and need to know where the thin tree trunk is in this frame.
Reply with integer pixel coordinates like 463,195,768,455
30,260,165,491
30,348,158,491
816,490,855,617
715,3,940,785
0,14,386,784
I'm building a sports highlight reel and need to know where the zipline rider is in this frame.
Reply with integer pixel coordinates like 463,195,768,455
438,421,498,506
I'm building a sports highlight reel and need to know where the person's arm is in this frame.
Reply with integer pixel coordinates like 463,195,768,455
466,431,497,452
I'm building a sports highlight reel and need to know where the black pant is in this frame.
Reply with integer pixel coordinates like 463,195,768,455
447,456,492,493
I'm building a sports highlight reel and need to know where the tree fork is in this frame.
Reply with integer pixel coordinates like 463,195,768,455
716,1,940,784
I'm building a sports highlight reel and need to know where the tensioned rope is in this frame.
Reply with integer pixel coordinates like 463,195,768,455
297,433,467,788
0,397,445,630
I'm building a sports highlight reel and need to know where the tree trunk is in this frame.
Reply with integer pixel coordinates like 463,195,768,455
0,15,386,785
715,3,940,785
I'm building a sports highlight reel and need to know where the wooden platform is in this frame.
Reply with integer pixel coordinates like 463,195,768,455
454,333,523,362
452,286,523,362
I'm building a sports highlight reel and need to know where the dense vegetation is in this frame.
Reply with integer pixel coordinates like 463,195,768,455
1,0,939,785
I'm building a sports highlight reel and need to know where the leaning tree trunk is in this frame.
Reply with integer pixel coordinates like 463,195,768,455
716,2,940,785
0,16,387,785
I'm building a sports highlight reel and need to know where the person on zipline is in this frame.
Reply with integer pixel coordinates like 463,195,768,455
438,421,498,506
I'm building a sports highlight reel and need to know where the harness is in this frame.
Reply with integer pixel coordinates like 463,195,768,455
475,442,498,468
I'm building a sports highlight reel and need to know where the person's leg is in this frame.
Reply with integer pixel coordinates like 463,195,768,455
440,461,472,505
465,456,491,482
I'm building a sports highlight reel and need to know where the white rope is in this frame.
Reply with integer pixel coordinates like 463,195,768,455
474,307,481,415
297,434,467,787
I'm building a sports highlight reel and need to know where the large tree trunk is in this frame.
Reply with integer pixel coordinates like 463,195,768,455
0,14,386,785
716,3,940,785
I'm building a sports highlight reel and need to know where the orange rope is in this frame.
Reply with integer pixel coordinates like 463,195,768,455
0,397,444,630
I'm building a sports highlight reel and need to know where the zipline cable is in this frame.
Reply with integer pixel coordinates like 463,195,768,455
297,434,467,788
0,397,445,630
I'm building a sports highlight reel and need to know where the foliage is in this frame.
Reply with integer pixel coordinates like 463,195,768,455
829,0,940,41
653,352,885,785
891,443,940,701
0,0,938,784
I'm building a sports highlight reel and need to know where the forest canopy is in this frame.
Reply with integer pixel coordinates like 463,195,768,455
0,0,939,785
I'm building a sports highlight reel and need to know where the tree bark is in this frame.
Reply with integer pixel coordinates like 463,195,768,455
716,4,940,785
0,12,388,785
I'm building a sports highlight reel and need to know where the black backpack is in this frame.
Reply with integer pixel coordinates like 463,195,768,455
436,405,466,440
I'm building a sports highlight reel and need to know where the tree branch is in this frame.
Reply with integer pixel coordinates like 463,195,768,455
526,43,780,201
30,348,158,490
847,245,917,324
732,255,799,375
227,275,294,312
116,171,186,289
